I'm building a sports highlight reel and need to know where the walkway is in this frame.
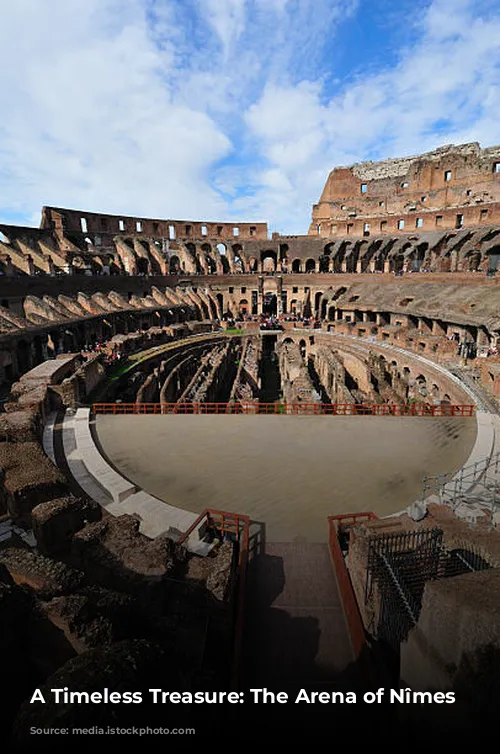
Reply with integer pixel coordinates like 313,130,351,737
45,408,214,554
242,542,358,691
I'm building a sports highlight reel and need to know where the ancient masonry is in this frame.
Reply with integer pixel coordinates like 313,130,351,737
1,141,500,737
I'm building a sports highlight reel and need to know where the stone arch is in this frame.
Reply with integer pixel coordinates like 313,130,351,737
291,258,301,273
318,255,330,273
279,243,289,263
201,243,217,274
136,257,149,275
486,245,500,273
216,293,224,315
415,374,427,396
261,249,277,273
248,257,258,273
239,298,249,315
169,255,180,274
305,258,316,273
314,292,323,314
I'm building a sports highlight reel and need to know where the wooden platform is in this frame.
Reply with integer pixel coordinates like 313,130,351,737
241,542,357,691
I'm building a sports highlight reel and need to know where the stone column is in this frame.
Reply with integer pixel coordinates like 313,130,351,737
276,276,283,316
258,276,264,315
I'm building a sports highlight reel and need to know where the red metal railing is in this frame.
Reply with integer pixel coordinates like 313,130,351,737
178,508,250,691
93,401,475,416
328,512,378,659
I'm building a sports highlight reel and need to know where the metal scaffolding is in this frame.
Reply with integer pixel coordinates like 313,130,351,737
420,451,500,515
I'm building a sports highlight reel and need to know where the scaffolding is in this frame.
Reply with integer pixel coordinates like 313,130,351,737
420,451,500,515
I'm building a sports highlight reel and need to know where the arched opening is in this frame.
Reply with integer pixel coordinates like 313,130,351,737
415,374,427,396
261,250,277,273
290,299,298,314
467,251,481,272
299,339,306,359
318,255,330,273
262,293,277,316
216,293,224,316
305,258,316,273
169,255,180,274
249,257,258,273
137,257,149,275
221,256,231,274
314,292,323,314
487,246,500,273
442,393,451,404
201,243,216,274
239,298,249,315
279,243,289,262
291,259,301,273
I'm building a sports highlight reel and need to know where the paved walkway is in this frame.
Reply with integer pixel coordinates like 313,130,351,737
242,542,358,691
46,408,213,553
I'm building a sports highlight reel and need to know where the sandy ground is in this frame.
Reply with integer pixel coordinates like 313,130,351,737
96,415,476,543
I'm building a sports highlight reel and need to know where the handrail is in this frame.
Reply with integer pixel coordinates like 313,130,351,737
92,402,475,416
178,508,250,691
327,512,378,658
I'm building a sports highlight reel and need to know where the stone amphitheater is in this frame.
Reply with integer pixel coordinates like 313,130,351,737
2,142,500,741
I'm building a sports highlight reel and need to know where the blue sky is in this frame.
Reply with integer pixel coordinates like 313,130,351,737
0,0,499,234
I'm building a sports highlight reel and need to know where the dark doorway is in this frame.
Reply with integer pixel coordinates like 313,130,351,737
263,293,277,316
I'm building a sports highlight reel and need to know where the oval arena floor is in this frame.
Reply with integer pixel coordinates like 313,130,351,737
96,414,477,543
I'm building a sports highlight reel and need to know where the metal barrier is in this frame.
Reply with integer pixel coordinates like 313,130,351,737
93,401,476,416
178,508,250,691
327,512,378,658
421,450,500,512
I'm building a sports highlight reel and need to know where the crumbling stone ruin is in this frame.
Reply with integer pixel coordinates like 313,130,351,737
0,497,237,742
2,141,500,739
345,504,500,719
311,142,500,238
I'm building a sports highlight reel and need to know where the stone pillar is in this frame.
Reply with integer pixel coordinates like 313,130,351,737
276,276,283,316
258,276,264,315
384,260,391,273
356,259,363,274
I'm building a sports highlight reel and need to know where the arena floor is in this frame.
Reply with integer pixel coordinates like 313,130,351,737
96,415,477,543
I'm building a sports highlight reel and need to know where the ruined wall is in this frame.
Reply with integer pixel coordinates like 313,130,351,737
40,206,268,241
311,143,500,237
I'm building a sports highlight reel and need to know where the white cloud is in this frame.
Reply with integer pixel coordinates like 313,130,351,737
243,0,500,232
0,0,499,236
0,0,230,222
201,0,246,57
